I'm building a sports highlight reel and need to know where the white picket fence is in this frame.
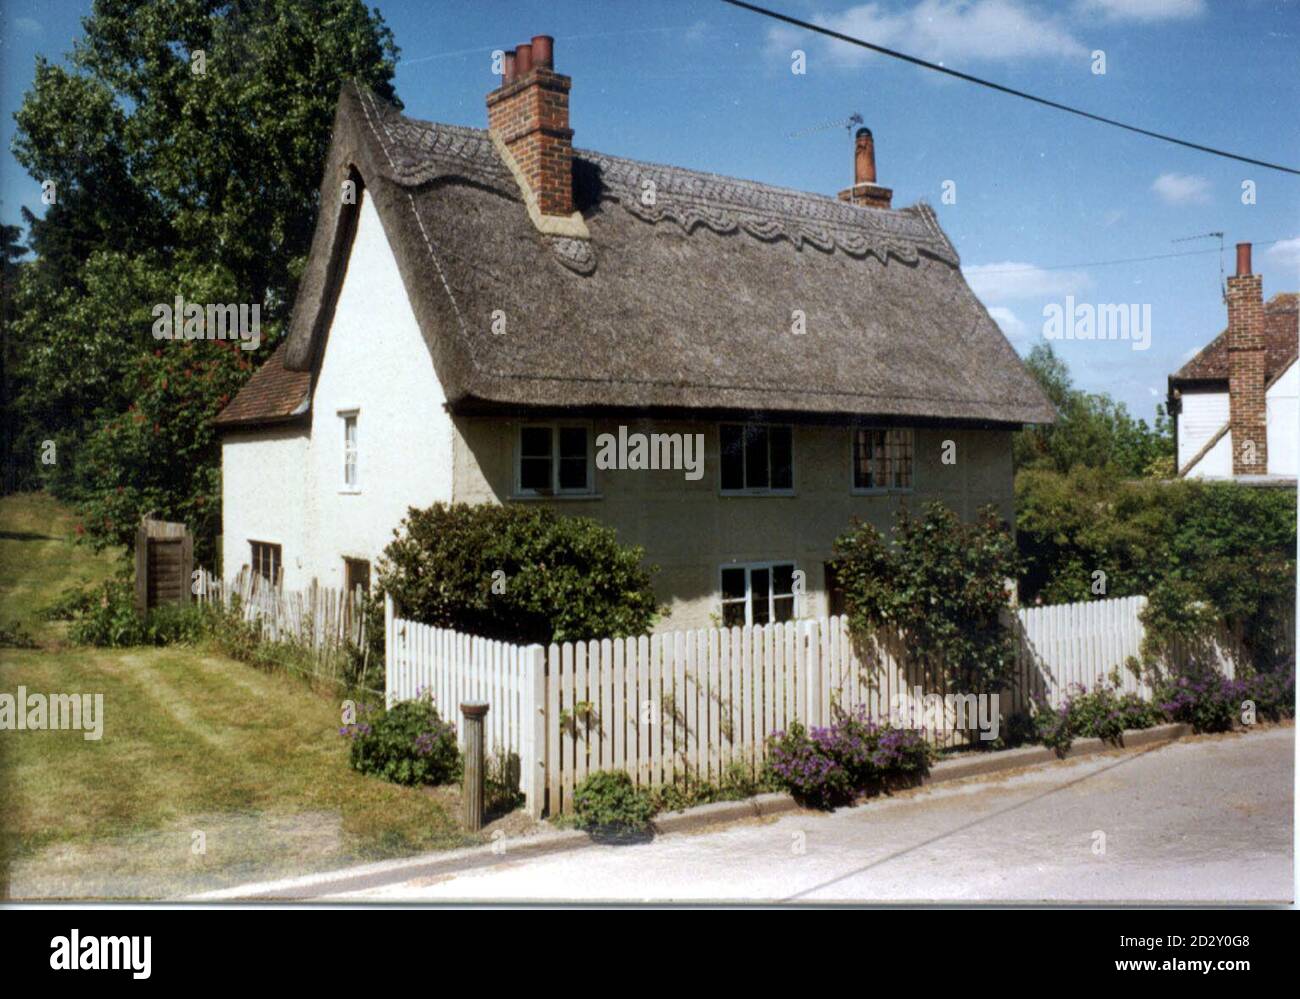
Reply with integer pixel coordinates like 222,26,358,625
386,593,1197,817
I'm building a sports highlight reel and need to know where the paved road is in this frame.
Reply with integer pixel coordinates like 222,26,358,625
328,727,1294,904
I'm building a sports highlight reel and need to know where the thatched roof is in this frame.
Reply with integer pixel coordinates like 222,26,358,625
220,83,1054,428
1171,292,1298,388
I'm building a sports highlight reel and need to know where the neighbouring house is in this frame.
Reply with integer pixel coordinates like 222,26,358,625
215,34,1053,630
1167,242,1298,483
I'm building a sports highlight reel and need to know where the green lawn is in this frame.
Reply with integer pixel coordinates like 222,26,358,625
0,493,471,899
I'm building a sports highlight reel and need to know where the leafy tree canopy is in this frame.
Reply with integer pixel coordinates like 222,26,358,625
6,0,400,551
1013,343,1174,477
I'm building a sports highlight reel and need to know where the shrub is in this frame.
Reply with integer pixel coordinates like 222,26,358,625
766,722,854,809
645,762,771,814
1066,684,1161,744
377,502,659,645
1240,660,1295,724
572,770,655,837
832,502,1019,693
1153,658,1236,734
1033,697,1073,755
342,696,460,787
1016,468,1295,671
67,577,206,647
765,713,930,809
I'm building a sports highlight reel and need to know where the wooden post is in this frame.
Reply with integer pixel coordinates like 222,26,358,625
522,645,547,818
461,702,489,831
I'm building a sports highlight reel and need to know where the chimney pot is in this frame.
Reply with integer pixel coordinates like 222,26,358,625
486,33,574,220
531,35,554,69
1236,242,1252,277
515,43,533,75
854,127,877,186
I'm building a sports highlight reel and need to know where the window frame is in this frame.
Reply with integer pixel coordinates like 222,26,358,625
718,560,800,627
249,540,283,588
339,409,360,492
718,422,796,496
513,421,596,498
849,426,916,494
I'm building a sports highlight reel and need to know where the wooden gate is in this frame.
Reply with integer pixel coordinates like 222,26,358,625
134,517,193,615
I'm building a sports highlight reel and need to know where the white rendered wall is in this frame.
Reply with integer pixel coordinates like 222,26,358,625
221,428,310,588
1266,360,1298,477
302,192,454,588
1177,390,1229,472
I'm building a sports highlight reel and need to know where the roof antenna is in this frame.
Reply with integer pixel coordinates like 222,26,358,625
846,112,864,189
1173,230,1226,297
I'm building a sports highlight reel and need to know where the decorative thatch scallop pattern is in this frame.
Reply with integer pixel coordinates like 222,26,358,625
582,150,958,266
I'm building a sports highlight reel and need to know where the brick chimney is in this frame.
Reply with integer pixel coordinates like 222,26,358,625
1226,241,1268,475
487,34,585,233
838,127,893,211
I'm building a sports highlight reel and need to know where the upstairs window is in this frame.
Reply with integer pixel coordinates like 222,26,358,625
341,412,359,489
517,424,592,495
853,428,913,491
720,424,793,493
720,562,798,627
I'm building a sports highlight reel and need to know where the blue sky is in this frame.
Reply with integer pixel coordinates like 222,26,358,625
3,0,1298,422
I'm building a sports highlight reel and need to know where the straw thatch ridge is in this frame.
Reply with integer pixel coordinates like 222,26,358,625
238,82,1054,427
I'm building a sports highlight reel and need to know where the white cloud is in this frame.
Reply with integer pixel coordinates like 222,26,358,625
986,306,1031,345
962,261,1091,301
1151,172,1211,205
767,0,1087,70
1079,0,1205,22
1265,237,1300,275
13,16,42,37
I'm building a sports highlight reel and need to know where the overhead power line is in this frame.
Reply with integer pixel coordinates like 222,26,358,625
720,0,1300,177
966,237,1292,274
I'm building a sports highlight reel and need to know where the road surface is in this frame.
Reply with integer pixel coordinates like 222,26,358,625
325,727,1294,904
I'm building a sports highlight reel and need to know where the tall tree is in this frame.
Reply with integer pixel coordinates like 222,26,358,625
8,0,400,551
1014,343,1173,477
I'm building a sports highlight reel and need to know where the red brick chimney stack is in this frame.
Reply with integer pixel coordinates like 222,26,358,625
838,127,893,211
487,34,574,218
1226,241,1268,475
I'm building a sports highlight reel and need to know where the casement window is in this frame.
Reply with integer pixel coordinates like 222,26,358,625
516,424,593,495
852,427,914,492
250,541,282,587
719,424,794,493
341,411,359,489
720,562,798,627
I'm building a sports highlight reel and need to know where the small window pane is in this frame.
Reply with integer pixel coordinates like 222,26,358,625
558,427,587,459
744,427,769,489
772,563,795,597
772,596,795,623
520,427,552,458
558,457,587,490
750,567,771,624
720,425,744,490
722,602,747,627
770,427,792,489
722,567,747,600
520,457,552,491
557,427,588,490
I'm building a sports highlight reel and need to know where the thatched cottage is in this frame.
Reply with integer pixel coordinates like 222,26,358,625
215,35,1053,630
